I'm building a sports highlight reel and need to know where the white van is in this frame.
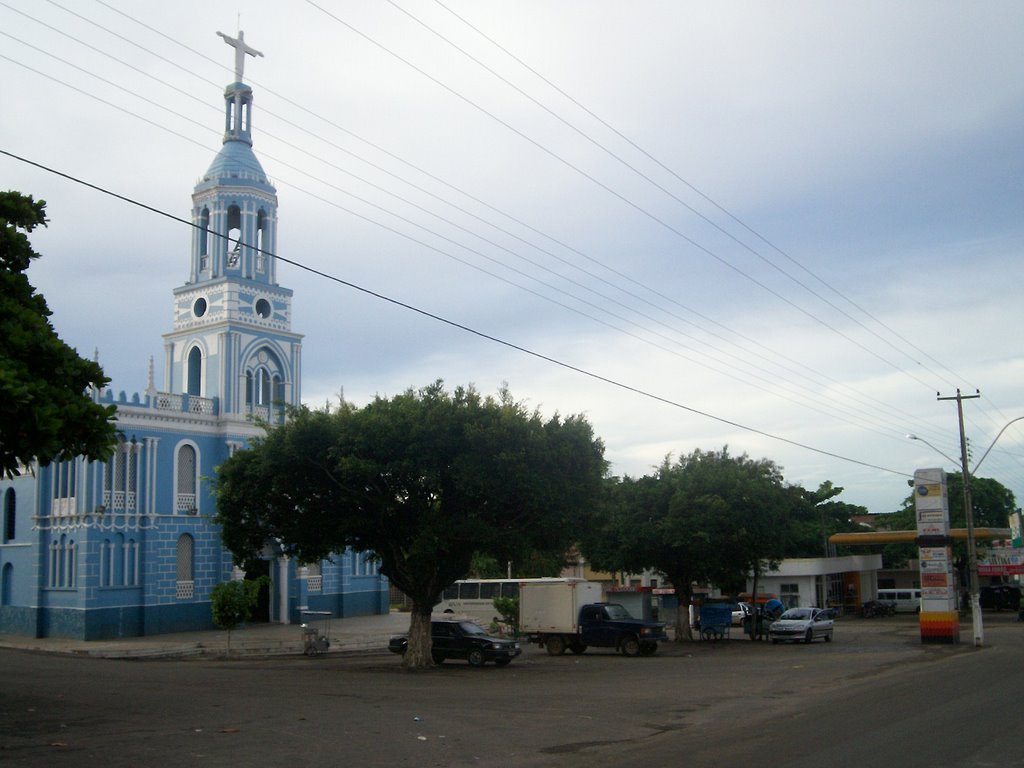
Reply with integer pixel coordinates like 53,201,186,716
877,588,921,613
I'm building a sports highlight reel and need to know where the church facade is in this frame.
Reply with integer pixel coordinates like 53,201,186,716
0,32,390,640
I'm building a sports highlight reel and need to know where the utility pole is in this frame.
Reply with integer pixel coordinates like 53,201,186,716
937,388,982,646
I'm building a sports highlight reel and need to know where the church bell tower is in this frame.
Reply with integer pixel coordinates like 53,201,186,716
163,30,302,425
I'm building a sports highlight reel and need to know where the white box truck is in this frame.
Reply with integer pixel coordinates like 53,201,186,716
519,579,668,657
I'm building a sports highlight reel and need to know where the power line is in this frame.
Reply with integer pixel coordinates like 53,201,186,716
33,0,969,443
427,0,973,393
305,0,943,396
5,5,1018,494
0,16,950,450
0,148,911,481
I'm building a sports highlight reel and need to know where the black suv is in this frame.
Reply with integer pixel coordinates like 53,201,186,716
389,619,522,666
979,584,1022,611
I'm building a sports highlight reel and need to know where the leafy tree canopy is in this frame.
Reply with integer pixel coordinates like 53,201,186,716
582,447,800,640
214,381,607,666
878,472,1017,568
784,481,868,558
0,191,117,477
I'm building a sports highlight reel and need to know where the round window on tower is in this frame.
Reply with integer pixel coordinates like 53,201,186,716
255,298,272,319
193,297,207,318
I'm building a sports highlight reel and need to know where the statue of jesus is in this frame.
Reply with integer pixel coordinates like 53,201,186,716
216,30,263,83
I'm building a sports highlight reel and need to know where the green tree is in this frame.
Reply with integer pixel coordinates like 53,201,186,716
582,448,796,641
0,191,117,477
469,548,568,579
879,472,1017,569
491,596,519,635
785,481,868,558
214,382,607,668
210,578,266,653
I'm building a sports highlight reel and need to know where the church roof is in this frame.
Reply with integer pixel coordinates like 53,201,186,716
197,139,274,192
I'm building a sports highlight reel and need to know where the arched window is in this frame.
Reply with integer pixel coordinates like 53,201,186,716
256,209,267,271
104,437,139,512
255,368,272,405
65,538,76,589
126,538,138,586
51,535,76,589
198,207,210,270
304,561,322,593
52,459,76,517
1,563,12,606
226,205,242,268
187,346,203,396
175,444,197,514
176,534,194,599
3,488,14,543
113,533,126,586
100,538,111,587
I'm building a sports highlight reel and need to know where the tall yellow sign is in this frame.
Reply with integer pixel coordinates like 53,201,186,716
914,468,959,643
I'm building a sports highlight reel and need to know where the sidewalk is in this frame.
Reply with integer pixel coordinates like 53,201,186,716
0,610,413,660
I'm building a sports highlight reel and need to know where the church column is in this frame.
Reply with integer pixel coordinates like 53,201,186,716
143,438,159,516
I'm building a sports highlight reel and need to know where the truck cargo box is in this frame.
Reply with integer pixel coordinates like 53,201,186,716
519,579,603,634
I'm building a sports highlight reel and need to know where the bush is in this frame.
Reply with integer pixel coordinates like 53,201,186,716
492,596,519,635
211,578,267,652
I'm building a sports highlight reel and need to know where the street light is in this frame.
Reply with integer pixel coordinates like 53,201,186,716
905,434,958,465
971,416,1024,475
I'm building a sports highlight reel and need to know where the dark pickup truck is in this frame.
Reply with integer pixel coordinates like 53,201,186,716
524,602,668,657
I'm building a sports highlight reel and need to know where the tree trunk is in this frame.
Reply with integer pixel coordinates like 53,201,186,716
674,586,694,642
749,567,760,641
402,603,435,669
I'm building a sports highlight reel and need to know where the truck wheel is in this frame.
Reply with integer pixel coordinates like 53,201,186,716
620,635,641,657
639,642,657,656
468,648,486,667
431,651,446,664
545,636,566,656
569,643,587,655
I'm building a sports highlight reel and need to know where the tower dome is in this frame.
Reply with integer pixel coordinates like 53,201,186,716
197,139,274,194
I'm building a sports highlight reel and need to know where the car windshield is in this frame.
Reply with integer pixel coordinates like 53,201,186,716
457,621,488,636
603,604,634,620
780,608,812,620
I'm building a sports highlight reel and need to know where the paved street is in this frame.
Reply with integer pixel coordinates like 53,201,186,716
2,613,1022,767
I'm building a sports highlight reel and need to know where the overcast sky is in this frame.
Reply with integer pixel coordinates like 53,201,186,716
3,1,1023,518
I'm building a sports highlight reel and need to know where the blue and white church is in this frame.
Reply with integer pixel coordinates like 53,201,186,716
0,31,390,640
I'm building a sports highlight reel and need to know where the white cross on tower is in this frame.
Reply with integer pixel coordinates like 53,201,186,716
216,30,263,83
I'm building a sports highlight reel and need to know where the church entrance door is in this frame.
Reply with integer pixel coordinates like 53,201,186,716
244,559,271,623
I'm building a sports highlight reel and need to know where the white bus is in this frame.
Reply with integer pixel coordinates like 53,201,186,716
434,578,585,625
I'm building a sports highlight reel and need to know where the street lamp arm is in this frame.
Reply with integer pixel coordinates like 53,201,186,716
906,434,960,466
972,416,1024,475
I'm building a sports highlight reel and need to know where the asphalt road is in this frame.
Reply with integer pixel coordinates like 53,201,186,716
2,614,1022,767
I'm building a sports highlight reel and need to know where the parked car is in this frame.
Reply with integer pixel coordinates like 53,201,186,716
731,602,752,626
980,584,1022,612
388,619,521,666
769,607,834,644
